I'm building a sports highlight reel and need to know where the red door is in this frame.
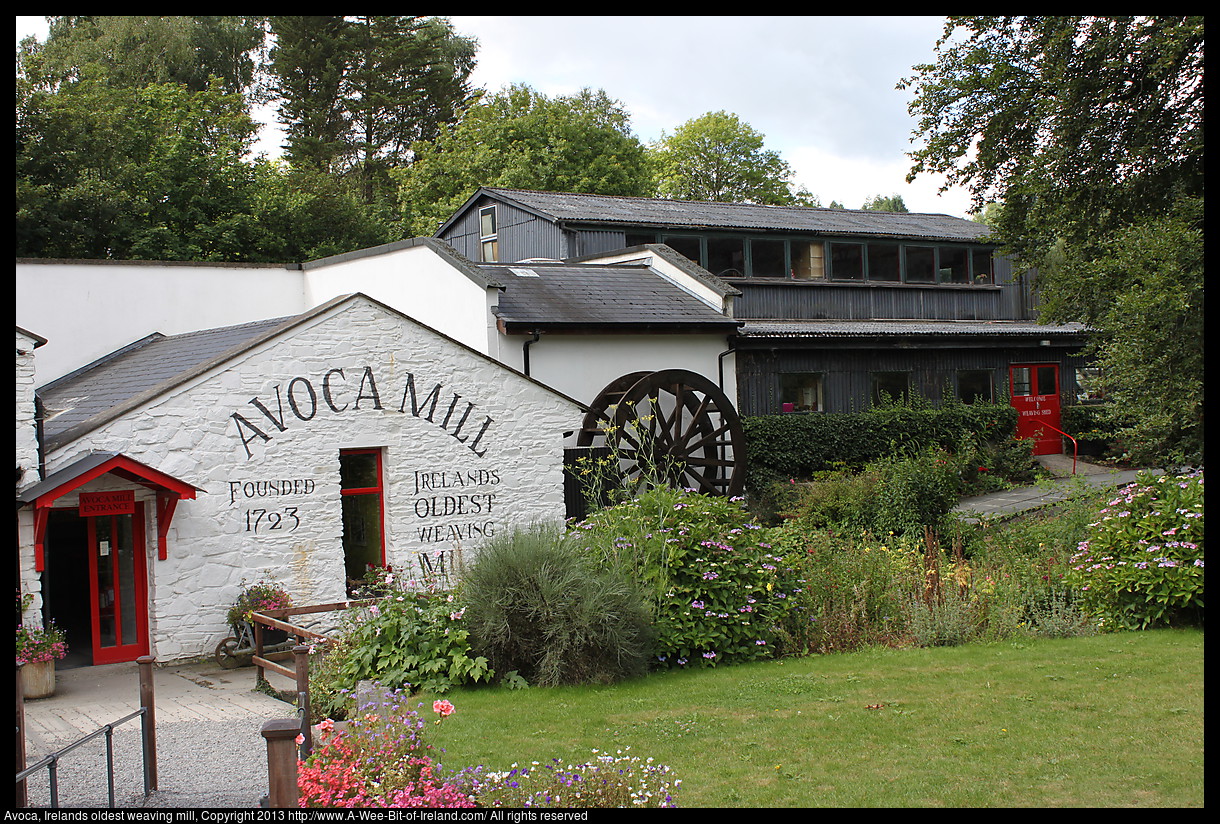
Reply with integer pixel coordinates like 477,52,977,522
1010,364,1063,455
86,504,150,664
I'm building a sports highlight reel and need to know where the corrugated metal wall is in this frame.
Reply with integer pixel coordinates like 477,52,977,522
731,282,1024,321
736,346,1091,416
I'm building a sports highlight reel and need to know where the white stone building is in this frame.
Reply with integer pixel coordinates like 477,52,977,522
15,239,742,666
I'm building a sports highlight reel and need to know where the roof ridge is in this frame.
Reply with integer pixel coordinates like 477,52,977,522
487,186,964,219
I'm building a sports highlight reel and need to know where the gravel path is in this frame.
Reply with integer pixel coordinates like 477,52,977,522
22,715,284,809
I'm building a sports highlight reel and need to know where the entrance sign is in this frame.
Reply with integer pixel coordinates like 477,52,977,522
79,489,136,516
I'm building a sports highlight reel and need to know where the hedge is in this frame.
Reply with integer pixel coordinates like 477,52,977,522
741,402,1017,489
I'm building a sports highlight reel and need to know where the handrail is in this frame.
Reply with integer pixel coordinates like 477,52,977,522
16,657,157,809
15,708,148,808
248,601,376,682
1037,421,1079,475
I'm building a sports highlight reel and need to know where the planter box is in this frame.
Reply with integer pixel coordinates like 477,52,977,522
23,659,56,699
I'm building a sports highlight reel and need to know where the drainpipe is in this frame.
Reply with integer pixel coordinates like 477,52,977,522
523,330,542,377
717,345,735,391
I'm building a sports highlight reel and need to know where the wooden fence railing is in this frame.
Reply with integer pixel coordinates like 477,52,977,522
250,600,376,808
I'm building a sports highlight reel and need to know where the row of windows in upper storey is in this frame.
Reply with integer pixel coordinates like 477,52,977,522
474,204,997,286
622,231,997,286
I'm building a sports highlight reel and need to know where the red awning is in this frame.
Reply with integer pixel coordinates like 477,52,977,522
17,452,201,570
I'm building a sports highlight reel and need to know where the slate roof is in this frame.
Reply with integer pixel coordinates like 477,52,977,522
469,188,994,243
483,262,741,332
37,316,297,451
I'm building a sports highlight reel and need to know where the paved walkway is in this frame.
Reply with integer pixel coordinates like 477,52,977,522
20,659,298,809
951,454,1153,523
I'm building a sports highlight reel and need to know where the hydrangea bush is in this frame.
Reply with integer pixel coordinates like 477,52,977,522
573,487,805,667
1066,470,1204,630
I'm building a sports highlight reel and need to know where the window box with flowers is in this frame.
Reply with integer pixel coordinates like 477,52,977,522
17,594,68,699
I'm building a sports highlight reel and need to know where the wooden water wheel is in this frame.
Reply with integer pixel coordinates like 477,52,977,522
576,369,746,497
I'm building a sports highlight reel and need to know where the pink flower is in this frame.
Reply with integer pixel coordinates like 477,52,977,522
295,734,305,745
432,699,454,718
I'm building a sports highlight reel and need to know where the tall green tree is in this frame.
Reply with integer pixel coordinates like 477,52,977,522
18,16,267,97
396,84,654,236
266,16,353,174
861,194,909,212
900,16,1204,463
268,15,476,208
650,111,814,205
16,78,262,260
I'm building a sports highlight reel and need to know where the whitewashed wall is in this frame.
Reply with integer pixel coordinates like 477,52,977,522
493,333,737,423
16,329,43,612
30,296,582,662
301,242,498,356
15,260,308,384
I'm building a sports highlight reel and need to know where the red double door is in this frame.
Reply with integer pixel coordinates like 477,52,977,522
86,506,150,664
1009,363,1063,455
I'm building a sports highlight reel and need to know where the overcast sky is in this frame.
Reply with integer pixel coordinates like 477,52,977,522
17,15,976,217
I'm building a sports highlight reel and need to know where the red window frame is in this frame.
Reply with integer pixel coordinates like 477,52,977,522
339,449,387,570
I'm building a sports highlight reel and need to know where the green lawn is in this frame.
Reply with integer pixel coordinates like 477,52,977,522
420,628,1204,807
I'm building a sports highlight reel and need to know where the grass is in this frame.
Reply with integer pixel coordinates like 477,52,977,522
417,628,1204,807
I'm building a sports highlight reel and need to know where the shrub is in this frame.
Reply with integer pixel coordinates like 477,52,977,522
742,399,1017,489
775,445,966,537
773,465,881,531
905,589,982,647
1066,470,1205,630
460,523,654,687
766,526,919,653
869,446,966,536
958,436,1039,495
309,572,492,717
574,488,805,667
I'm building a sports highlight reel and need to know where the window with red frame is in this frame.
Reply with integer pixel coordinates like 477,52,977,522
340,449,385,584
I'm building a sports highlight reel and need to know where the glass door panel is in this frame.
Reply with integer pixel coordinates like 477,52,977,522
88,506,149,664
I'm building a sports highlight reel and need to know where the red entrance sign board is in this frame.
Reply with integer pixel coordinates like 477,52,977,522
80,490,136,516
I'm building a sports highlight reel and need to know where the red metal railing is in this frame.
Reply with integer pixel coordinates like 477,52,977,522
1036,421,1079,474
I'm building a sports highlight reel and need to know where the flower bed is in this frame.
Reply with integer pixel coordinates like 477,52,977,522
298,691,679,808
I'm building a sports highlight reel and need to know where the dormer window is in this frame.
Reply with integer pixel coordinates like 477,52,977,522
479,206,498,262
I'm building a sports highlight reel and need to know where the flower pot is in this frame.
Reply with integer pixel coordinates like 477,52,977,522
22,659,56,700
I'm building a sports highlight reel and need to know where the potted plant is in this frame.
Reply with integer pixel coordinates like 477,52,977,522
226,578,294,647
17,593,68,699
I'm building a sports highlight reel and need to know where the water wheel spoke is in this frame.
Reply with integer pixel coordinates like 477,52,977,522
579,369,746,498
682,420,734,455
